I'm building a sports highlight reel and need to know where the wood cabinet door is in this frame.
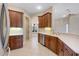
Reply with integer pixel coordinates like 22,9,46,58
38,12,52,28
9,10,23,27
63,44,74,56
43,13,52,27
57,39,64,56
16,36,23,48
14,12,23,27
9,10,16,27
9,35,23,50
42,16,45,27
44,35,50,49
47,13,51,27
38,16,42,28
49,36,58,54
44,14,48,27
9,36,18,50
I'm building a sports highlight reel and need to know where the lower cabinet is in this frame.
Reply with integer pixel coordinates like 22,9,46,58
44,35,50,49
9,35,23,50
44,35,58,54
38,33,79,56
49,36,58,54
57,39,64,56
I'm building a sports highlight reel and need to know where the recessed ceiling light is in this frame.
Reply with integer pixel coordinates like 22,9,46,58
36,6,42,10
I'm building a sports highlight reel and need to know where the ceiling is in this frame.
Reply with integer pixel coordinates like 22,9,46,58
8,3,54,16
8,3,79,19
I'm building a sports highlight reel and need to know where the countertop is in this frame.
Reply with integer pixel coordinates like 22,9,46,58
38,28,79,54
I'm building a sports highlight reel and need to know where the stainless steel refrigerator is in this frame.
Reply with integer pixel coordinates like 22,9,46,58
0,3,10,56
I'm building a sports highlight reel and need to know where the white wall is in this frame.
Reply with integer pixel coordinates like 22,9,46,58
53,18,66,33
69,15,79,35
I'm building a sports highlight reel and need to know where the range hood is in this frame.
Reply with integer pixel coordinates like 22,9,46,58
0,3,10,56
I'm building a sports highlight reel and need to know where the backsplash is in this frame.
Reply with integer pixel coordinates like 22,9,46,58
9,27,23,36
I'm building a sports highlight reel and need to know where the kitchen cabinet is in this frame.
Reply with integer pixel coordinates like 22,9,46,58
44,35,58,54
9,35,23,50
9,10,23,27
57,39,64,56
42,16,45,27
49,36,58,54
38,16,45,28
44,35,50,49
38,12,51,28
44,14,48,27
38,16,42,28
46,12,51,27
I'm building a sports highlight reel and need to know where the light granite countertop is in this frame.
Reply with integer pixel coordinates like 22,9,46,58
38,28,79,54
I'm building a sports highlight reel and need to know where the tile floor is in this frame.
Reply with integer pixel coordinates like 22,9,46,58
9,33,57,56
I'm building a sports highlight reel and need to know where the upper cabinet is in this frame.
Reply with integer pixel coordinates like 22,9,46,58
9,10,23,27
38,16,43,28
38,12,52,28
